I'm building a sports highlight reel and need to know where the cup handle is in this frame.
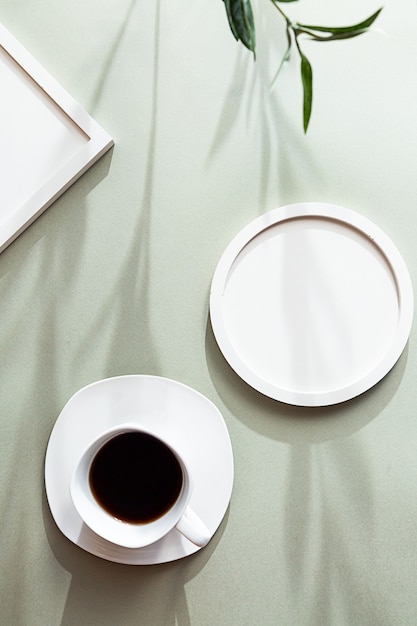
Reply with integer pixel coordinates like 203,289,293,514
175,506,211,547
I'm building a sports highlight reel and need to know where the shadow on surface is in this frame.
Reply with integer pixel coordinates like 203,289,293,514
0,145,114,427
205,316,408,444
0,146,113,280
279,438,381,625
70,0,163,381
42,487,227,626
89,0,139,113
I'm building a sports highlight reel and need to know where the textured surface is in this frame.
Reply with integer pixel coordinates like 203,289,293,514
1,0,417,624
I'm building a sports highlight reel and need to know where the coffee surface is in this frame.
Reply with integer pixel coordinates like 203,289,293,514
89,432,183,523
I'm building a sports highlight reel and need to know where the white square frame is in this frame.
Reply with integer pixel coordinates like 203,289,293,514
0,22,114,253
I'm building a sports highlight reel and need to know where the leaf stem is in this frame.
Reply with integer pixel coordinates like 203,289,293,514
269,0,290,25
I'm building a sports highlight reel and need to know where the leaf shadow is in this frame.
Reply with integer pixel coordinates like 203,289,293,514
89,0,139,114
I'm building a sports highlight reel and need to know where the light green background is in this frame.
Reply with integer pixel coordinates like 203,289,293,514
1,1,417,624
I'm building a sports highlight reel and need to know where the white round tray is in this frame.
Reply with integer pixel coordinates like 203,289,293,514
210,203,413,407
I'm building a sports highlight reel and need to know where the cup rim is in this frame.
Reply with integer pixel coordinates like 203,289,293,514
69,422,193,548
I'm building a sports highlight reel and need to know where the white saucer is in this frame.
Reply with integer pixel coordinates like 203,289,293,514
44,375,234,565
210,203,414,406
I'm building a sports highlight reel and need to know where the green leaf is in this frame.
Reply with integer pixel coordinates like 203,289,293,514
224,0,256,54
300,52,312,133
298,7,382,38
296,28,367,42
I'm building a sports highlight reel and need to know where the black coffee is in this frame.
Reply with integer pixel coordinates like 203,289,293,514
89,432,183,523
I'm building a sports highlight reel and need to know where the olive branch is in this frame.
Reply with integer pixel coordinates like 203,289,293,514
223,0,382,132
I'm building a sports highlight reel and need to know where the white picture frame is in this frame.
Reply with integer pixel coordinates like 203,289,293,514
0,22,114,253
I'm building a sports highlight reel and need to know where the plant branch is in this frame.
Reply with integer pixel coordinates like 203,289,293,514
222,0,383,132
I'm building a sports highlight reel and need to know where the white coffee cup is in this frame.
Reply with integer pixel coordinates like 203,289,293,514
69,423,210,549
